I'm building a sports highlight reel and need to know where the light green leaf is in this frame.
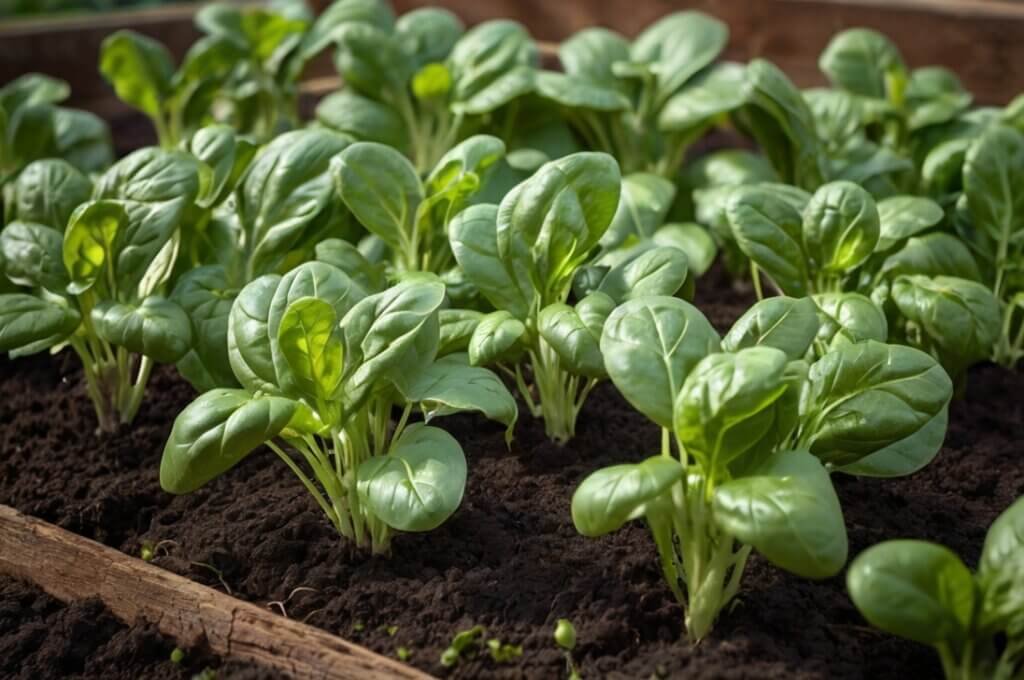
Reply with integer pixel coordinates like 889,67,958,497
468,310,525,366
652,223,717,277
572,456,683,536
277,297,344,417
802,181,880,274
92,296,193,363
0,222,67,292
848,540,974,645
357,424,467,532
393,353,518,433
674,347,791,473
715,449,848,578
8,159,91,230
332,141,423,256
62,200,126,295
803,341,952,467
99,30,174,121
723,296,820,360
0,292,80,357
601,296,720,429
819,28,906,100
160,389,298,493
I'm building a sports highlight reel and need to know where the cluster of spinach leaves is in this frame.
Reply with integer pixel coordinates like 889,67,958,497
574,293,952,640
161,261,517,552
0,147,200,431
848,496,1024,680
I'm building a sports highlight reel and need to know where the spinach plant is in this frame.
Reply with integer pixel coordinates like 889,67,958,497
171,127,354,392
536,12,735,177
450,152,692,444
0,73,112,187
317,1,537,173
848,496,1024,680
725,179,1000,380
573,294,952,641
0,148,200,431
958,124,1024,367
161,262,517,552
332,134,506,274
101,1,310,146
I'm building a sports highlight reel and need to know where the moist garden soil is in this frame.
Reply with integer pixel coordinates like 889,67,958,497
1,263,1021,679
0,575,270,679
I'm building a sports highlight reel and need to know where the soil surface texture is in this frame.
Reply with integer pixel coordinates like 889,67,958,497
0,575,269,679
1,262,1021,679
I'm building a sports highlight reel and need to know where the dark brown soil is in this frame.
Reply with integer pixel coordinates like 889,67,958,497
1,262,1020,679
0,575,271,679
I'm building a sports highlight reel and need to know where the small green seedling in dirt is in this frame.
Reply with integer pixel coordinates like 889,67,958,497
386,625,399,636
396,647,411,661
848,496,1024,680
451,152,691,444
170,648,185,664
161,263,516,553
440,625,485,668
573,295,953,641
352,622,365,633
192,670,217,680
554,619,580,679
487,638,523,663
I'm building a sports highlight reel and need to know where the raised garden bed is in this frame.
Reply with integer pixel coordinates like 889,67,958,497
2,263,1021,678
3,0,1024,677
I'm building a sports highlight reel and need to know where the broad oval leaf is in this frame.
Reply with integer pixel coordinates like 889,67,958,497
395,7,464,68
803,340,952,467
812,292,888,354
674,347,791,473
171,265,238,391
94,148,200,294
658,62,748,132
723,296,820,360
963,125,1024,251
315,90,407,150
819,28,906,100
715,449,848,578
160,389,297,493
0,222,67,292
189,125,257,209
496,152,621,299
631,11,728,107
726,184,808,295
228,274,283,394
9,159,91,230
601,296,720,429
277,297,344,417
836,406,947,478
99,30,174,120
847,540,974,646
604,173,675,251
332,141,423,255
802,181,880,274
438,309,483,356
977,497,1024,633
876,196,944,252
468,310,525,366
572,456,683,537
653,223,717,277
0,292,80,357
393,353,518,434
879,233,982,283
238,129,350,275
340,279,446,412
449,203,535,320
891,275,1000,378
597,247,689,303
357,424,467,532
92,296,193,363
62,200,126,295
537,293,612,379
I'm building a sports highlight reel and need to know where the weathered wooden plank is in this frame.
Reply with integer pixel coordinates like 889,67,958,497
0,504,434,680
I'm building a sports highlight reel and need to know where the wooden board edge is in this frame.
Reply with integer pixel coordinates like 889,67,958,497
0,504,435,680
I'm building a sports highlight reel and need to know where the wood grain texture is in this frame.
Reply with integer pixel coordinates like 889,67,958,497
0,504,433,680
